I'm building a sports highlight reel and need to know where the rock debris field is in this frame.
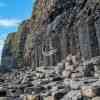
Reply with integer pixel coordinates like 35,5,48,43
0,55,100,100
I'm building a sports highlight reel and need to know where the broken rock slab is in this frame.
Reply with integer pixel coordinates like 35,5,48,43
61,90,81,100
92,97,100,100
81,86,100,98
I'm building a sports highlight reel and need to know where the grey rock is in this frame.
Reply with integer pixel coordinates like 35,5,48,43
92,97,100,100
70,80,84,90
61,90,81,100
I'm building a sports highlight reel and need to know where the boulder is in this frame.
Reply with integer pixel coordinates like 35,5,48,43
81,86,97,97
92,97,100,100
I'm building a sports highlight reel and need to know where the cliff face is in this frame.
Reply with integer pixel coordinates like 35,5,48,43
1,0,100,98
1,32,17,69
1,19,31,68
1,0,100,69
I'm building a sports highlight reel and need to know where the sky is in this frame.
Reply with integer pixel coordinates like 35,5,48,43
0,0,36,61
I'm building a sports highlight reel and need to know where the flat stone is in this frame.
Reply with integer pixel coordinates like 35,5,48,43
61,90,81,100
44,96,54,100
20,95,43,100
92,97,100,100
71,72,83,79
0,97,7,100
92,80,100,87
64,79,71,86
70,80,84,90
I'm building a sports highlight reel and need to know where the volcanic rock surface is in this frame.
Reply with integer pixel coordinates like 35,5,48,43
0,0,100,100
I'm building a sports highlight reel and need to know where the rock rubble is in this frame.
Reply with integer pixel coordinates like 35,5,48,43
0,55,100,100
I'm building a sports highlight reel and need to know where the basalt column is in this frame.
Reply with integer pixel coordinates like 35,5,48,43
87,16,99,57
66,34,70,56
45,40,50,66
52,36,62,65
60,32,67,60
37,46,41,67
39,45,44,66
34,47,39,67
48,38,54,66
95,7,100,54
31,49,35,68
69,28,79,55
42,41,49,66
78,17,92,59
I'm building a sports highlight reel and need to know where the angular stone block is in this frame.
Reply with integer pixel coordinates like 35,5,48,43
92,97,100,100
81,86,100,98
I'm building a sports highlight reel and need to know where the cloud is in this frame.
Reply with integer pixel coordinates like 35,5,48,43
0,19,21,28
0,2,7,7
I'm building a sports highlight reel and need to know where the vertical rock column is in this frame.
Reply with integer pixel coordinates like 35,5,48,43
42,41,49,66
48,38,54,66
78,17,92,59
69,28,79,55
95,7,100,54
52,36,62,65
34,47,39,67
37,46,41,67
60,32,67,59
87,16,99,57
38,45,43,66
